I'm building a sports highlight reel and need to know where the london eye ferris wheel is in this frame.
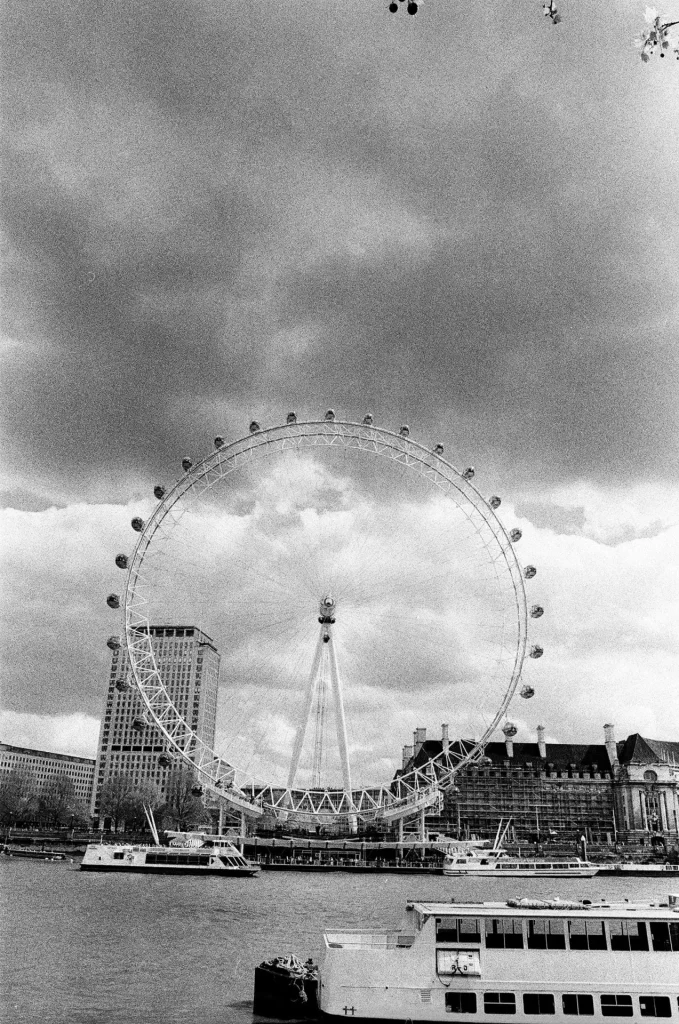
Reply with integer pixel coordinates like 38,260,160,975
106,412,544,826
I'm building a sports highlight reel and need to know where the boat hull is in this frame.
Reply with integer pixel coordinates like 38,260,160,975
442,866,598,876
79,862,258,875
253,963,318,1019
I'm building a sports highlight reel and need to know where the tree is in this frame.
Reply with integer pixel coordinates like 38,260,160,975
122,779,164,832
98,773,139,831
635,8,679,61
0,768,39,826
159,766,210,830
37,774,88,827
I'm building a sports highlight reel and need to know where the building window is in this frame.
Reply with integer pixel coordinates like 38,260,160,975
484,994,516,1015
601,996,633,1018
436,917,480,943
640,997,672,1018
523,995,555,1015
568,919,607,950
446,993,476,1014
528,919,566,949
485,918,524,949
650,922,679,952
609,920,648,951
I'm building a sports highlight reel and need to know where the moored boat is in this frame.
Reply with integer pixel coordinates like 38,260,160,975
442,848,599,876
258,893,679,1021
2,845,66,861
80,830,260,875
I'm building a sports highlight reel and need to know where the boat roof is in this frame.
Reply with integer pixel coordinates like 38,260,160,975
408,897,679,919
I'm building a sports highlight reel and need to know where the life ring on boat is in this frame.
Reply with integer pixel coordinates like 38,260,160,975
126,853,134,862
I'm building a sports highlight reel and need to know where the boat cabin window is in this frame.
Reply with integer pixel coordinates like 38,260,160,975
568,919,607,950
609,920,649,951
563,994,594,1016
523,994,555,1015
650,921,679,952
436,917,480,943
446,993,477,1014
484,992,516,1015
113,852,125,860
600,995,633,1017
527,918,566,950
485,917,524,949
639,996,672,1018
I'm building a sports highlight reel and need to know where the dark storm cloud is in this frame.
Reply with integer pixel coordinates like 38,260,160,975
2,0,678,507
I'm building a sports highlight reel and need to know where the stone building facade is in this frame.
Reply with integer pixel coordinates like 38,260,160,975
398,724,679,846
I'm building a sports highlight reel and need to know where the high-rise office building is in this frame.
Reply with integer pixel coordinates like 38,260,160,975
91,625,220,820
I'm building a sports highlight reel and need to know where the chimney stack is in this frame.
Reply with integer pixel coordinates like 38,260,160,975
442,723,450,754
603,723,618,769
502,721,517,758
402,744,414,769
414,727,426,756
537,725,547,760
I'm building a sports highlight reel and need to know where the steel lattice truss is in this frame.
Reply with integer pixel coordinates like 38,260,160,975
122,419,530,824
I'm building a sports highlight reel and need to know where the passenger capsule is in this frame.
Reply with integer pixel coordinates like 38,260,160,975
131,717,146,733
433,443,444,456
325,409,336,421
502,722,518,737
115,554,128,570
107,636,121,651
115,678,131,692
510,528,522,542
480,756,493,766
530,605,544,619
153,485,166,500
249,420,261,433
131,517,145,532
286,412,297,424
524,565,537,579
520,685,535,699
399,425,410,438
214,436,225,449
107,594,120,609
407,0,418,11
157,754,171,768
191,785,203,796
489,496,501,509
363,413,374,426
462,467,475,481
530,644,544,659
181,457,193,472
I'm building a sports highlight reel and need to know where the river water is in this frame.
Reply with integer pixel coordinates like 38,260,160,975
0,859,672,1024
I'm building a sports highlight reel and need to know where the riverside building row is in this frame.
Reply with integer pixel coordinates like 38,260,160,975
398,724,679,846
0,742,96,807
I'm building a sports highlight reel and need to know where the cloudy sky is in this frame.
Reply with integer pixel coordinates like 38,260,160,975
2,0,678,774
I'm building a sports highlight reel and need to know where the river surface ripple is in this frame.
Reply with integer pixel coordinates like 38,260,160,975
0,860,671,1024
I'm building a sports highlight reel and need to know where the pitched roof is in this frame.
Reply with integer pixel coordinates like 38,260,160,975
403,738,613,774
617,734,679,766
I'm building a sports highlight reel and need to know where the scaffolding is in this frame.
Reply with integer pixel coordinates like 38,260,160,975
431,762,616,844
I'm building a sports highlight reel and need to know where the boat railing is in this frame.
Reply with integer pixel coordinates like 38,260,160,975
325,931,416,950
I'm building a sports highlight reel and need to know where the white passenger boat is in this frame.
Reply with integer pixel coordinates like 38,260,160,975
442,848,599,876
80,830,259,876
311,893,679,1021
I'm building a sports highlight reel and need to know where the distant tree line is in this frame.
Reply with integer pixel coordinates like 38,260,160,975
98,766,213,832
1,764,220,833
0,769,90,828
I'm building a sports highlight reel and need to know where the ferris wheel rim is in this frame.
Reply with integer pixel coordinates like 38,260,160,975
120,417,530,823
